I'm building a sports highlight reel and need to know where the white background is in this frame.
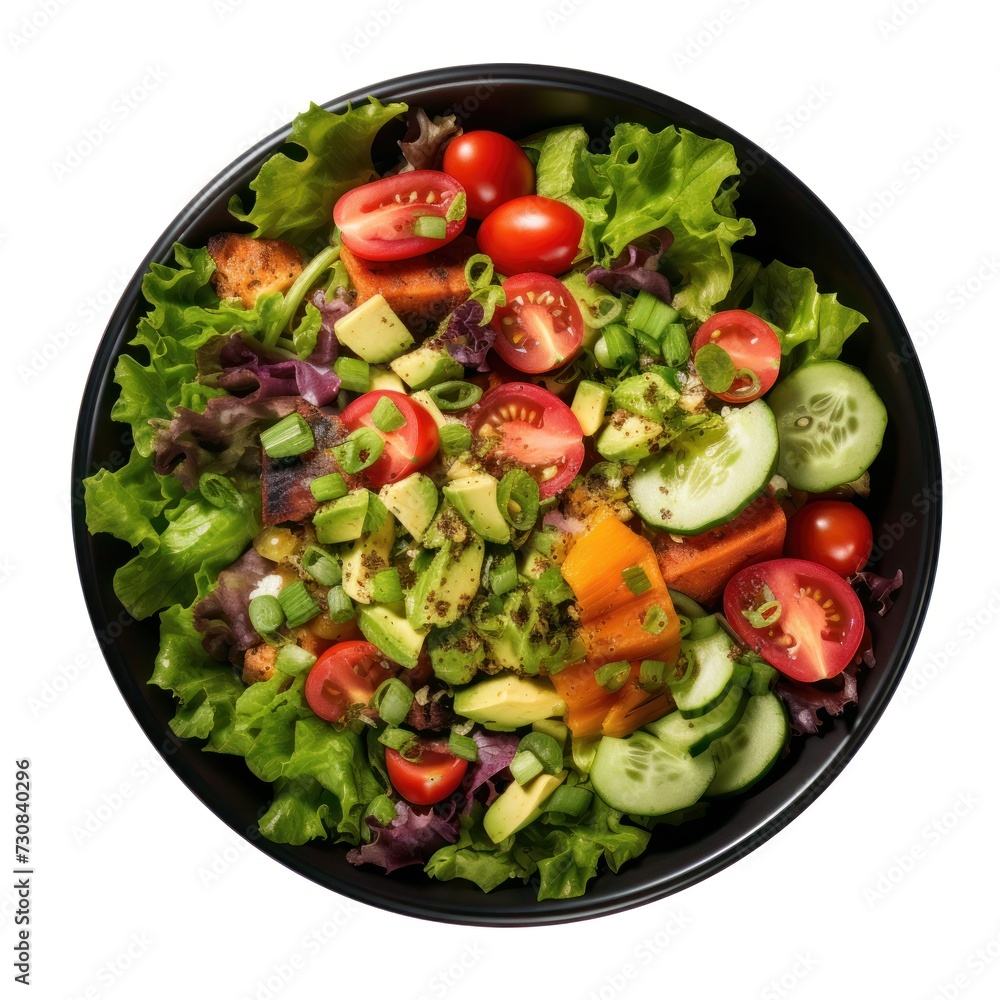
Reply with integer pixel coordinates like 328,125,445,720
3,0,997,997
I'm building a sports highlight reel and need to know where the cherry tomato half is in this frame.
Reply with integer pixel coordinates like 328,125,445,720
477,195,583,277
691,309,782,403
490,272,584,374
333,170,467,262
785,501,874,577
723,558,865,682
304,641,397,723
468,382,584,499
442,131,535,220
385,739,468,806
340,390,440,488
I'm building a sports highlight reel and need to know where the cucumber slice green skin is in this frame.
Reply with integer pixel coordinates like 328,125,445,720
705,693,789,798
590,731,717,816
669,628,736,719
645,685,750,758
767,360,887,493
629,398,779,535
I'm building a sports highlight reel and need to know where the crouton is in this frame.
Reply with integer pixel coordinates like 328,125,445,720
340,235,476,334
241,629,329,685
207,232,303,308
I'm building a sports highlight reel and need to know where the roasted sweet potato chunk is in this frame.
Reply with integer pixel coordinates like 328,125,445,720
207,232,303,308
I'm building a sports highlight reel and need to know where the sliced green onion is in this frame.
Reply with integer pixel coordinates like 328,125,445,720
595,661,630,692
334,356,371,394
413,215,447,239
639,659,667,691
371,677,414,726
749,657,778,695
510,750,544,786
379,727,417,757
694,342,737,394
659,323,691,367
366,794,397,826
627,291,679,339
687,615,720,641
371,396,406,432
517,732,563,775
622,565,652,596
468,284,506,324
546,785,592,817
742,600,782,628
448,730,479,762
260,413,315,458
635,330,662,359
275,644,317,676
309,472,348,503
248,594,284,635
301,545,342,587
439,423,472,455
729,367,763,400
198,472,242,509
371,567,403,604
264,243,340,347
589,293,624,329
732,658,753,690
594,324,637,370
489,552,518,596
464,253,494,291
536,566,574,604
362,491,388,534
444,192,467,223
498,469,540,532
278,580,320,628
333,428,384,474
427,380,483,411
677,614,692,638
641,605,669,635
326,585,355,624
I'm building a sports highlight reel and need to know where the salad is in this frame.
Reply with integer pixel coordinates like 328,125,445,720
83,98,901,901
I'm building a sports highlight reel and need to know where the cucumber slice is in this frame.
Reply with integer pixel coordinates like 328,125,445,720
590,731,716,816
669,628,736,719
705,693,788,798
629,399,778,534
767,360,887,492
644,685,750,757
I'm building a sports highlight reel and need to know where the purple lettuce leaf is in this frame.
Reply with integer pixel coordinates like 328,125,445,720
851,568,903,616
440,299,494,371
218,335,341,407
192,547,274,662
460,729,519,808
307,288,352,366
587,227,674,300
395,107,463,173
776,662,861,736
346,800,460,874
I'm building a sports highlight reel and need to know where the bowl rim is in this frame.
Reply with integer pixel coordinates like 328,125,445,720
71,62,942,925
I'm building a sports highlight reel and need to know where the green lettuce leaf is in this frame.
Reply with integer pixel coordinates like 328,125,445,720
532,122,754,320
749,260,868,370
229,98,407,248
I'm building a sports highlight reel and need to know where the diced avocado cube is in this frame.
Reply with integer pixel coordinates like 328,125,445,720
427,618,485,686
611,372,679,423
532,718,569,749
421,500,470,549
379,473,439,541
333,294,414,363
408,536,484,629
596,410,668,464
390,343,464,390
571,379,612,437
452,674,566,731
483,770,567,842
368,366,407,393
357,603,427,669
442,475,510,545
410,390,449,429
313,491,370,544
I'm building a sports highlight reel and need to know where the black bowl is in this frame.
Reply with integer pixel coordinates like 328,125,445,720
71,63,941,925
